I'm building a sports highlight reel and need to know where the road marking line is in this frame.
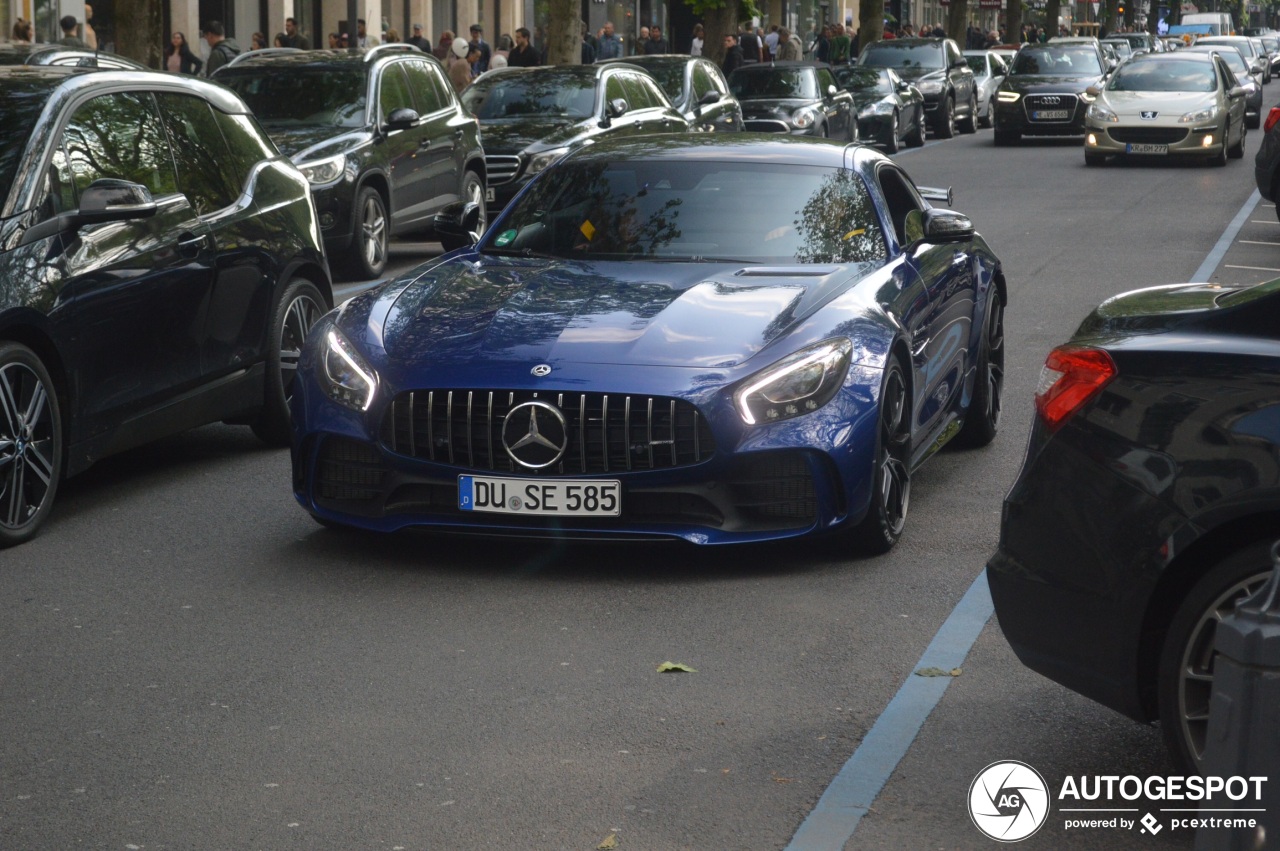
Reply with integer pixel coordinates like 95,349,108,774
784,571,993,851
1195,189,1262,281
1224,264,1280,272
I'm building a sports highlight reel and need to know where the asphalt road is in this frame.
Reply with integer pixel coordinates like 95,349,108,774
2,92,1275,851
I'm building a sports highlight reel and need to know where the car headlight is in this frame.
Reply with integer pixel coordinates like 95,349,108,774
792,107,818,128
1087,103,1119,123
996,90,1020,103
860,101,896,117
296,153,346,186
917,80,944,95
734,338,853,425
322,328,378,411
1179,104,1220,123
525,146,570,177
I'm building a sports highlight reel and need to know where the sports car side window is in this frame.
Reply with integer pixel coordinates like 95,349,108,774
877,166,926,248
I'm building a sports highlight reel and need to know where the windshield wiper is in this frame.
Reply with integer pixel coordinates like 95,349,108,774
480,247,563,260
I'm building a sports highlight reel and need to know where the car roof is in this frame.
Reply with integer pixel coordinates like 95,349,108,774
730,60,838,71
215,43,432,71
601,54,696,67
561,133,868,169
0,65,253,113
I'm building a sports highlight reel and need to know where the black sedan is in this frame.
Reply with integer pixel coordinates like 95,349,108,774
602,54,743,133
835,66,926,152
988,278,1280,773
0,67,332,548
993,41,1110,144
461,64,690,217
727,61,857,141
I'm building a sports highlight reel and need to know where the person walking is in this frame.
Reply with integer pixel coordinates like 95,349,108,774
644,25,668,54
829,24,850,64
468,25,491,73
690,24,704,56
739,25,762,63
407,24,431,52
283,17,310,49
434,31,455,60
508,27,539,66
356,18,378,47
764,24,780,61
581,22,597,64
58,16,89,48
202,22,241,77
597,21,623,59
166,32,203,74
721,33,744,75
776,27,802,61
83,4,98,49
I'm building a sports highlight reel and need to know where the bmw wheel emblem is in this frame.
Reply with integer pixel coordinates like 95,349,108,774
531,364,552,377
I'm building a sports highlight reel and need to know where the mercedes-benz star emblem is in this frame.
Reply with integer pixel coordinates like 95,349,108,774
531,364,552,377
502,401,569,469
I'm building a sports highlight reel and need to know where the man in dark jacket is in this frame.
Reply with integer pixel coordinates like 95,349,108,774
721,34,744,75
58,15,88,48
643,25,668,54
202,21,241,77
508,27,539,66
407,23,431,52
739,26,762,63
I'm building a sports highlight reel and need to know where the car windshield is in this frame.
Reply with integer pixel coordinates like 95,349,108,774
0,82,48,195
484,160,887,264
859,42,945,70
1264,38,1279,51
836,67,892,94
728,67,818,99
462,74,598,119
1010,45,1103,75
633,63,685,102
1108,59,1217,91
1103,41,1133,57
1200,38,1254,58
218,68,368,127
1191,47,1247,74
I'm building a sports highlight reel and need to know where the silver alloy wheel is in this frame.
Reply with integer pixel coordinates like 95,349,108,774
279,290,325,406
0,361,55,532
465,175,487,243
1176,571,1270,768
361,193,387,270
984,297,1005,428
878,366,910,536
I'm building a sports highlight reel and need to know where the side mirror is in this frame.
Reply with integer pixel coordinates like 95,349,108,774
922,208,974,242
1250,60,1264,75
917,185,954,206
432,199,484,249
78,179,158,224
1229,85,1247,98
954,57,969,68
607,97,629,118
385,107,418,130
827,84,838,96
698,90,720,106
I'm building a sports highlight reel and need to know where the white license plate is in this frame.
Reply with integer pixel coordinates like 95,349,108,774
485,188,495,202
1032,109,1071,120
458,475,621,516
1125,143,1169,155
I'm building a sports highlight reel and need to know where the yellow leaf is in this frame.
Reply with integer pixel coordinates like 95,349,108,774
914,666,962,677
597,833,618,850
656,661,696,673
580,220,596,241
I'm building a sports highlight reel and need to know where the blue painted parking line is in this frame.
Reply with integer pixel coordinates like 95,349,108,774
785,570,994,851
1193,189,1260,282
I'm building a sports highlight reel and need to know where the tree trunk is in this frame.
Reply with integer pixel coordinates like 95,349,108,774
115,0,163,69
546,0,581,65
703,4,740,65
1101,0,1119,35
947,0,969,44
1045,0,1061,37
859,0,885,53
1006,0,1022,47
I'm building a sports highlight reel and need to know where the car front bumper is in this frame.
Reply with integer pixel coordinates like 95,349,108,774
995,97,1088,136
1084,119,1225,158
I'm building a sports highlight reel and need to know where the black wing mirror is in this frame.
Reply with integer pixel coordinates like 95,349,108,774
922,208,974,242
432,199,484,249
20,179,158,246
600,97,629,128
384,107,419,131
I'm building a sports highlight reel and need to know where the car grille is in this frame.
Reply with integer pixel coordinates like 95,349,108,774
317,437,386,503
744,119,791,132
383,390,716,475
1024,93,1078,119
727,452,818,524
484,155,522,186
1108,127,1189,145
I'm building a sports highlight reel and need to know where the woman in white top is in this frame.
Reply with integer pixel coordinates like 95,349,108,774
690,24,704,56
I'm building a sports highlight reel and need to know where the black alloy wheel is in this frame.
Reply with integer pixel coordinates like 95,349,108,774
935,95,956,138
850,356,911,554
953,291,1003,448
906,109,926,147
253,279,328,446
347,186,388,280
884,111,901,153
1158,541,1273,774
0,342,62,549
440,171,488,252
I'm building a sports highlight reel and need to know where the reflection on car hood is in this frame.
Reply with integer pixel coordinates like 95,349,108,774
740,98,817,116
477,118,586,155
1074,282,1246,338
371,257,866,368
261,122,370,161
1004,74,1103,92
852,92,892,110
1101,90,1216,115
890,66,945,82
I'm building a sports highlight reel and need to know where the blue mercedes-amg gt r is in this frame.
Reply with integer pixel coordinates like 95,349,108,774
290,135,1007,550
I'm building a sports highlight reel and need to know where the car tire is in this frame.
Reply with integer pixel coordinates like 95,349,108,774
906,110,926,147
935,95,956,138
0,342,62,549
1248,111,1261,129
1084,151,1107,167
980,97,994,128
994,128,1019,146
1208,136,1228,167
952,289,1003,449
346,186,388,280
1157,540,1274,774
439,170,487,253
252,278,328,447
884,111,900,153
1228,119,1246,159
959,91,978,133
849,355,911,554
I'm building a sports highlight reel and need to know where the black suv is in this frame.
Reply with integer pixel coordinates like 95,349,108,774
0,67,332,547
216,45,487,279
858,37,977,137
993,40,1109,145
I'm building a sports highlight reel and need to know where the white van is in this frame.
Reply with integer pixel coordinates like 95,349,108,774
1180,13,1235,36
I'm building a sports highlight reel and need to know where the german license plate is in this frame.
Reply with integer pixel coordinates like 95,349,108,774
1032,109,1071,120
1125,143,1168,155
485,188,495,202
458,475,621,516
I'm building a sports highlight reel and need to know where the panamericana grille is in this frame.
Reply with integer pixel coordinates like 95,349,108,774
484,155,522,186
1108,127,1189,145
1025,94,1078,119
744,119,791,132
383,390,716,474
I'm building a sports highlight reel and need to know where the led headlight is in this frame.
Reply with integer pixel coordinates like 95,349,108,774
1087,103,1119,123
997,90,1021,103
916,80,944,95
792,107,818,128
734,338,853,426
525,146,570,177
1179,104,1220,123
860,101,896,117
322,328,378,411
296,153,346,186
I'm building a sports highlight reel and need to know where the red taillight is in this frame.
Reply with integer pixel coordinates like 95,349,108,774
1265,107,1280,134
1034,346,1117,431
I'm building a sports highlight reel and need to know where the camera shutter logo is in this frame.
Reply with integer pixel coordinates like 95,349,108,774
968,760,1050,842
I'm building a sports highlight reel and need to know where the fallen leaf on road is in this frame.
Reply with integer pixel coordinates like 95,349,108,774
656,661,696,673
914,667,962,677
597,833,618,850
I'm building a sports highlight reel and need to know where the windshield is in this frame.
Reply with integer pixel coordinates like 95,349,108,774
1010,45,1103,76
1108,59,1217,91
461,74,598,119
0,82,49,196
633,63,684,102
484,160,887,264
1199,38,1254,58
218,68,368,127
728,67,818,99
1191,48,1247,73
1264,38,1279,52
1103,41,1133,57
859,41,945,70
836,67,892,94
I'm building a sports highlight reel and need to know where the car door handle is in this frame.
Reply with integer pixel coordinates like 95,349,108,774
176,232,209,255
